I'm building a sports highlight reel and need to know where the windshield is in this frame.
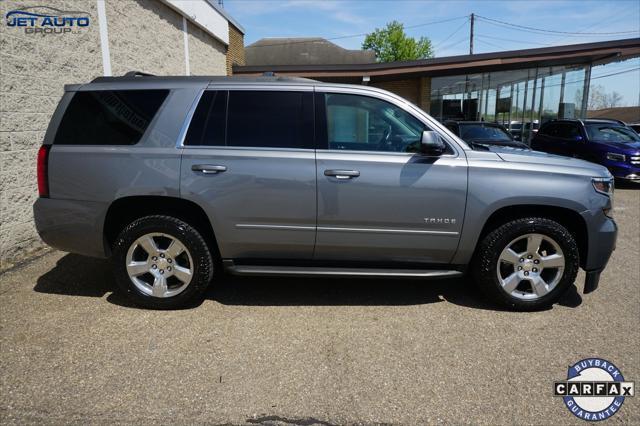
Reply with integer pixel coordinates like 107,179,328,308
459,124,513,142
586,124,640,142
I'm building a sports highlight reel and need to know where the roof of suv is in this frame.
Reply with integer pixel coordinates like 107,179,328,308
75,72,419,104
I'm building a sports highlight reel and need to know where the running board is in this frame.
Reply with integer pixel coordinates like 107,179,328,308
224,263,463,279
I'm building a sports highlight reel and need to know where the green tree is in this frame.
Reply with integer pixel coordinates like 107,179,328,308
362,21,433,62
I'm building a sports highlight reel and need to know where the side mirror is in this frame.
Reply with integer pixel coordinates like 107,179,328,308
574,135,584,142
421,130,446,155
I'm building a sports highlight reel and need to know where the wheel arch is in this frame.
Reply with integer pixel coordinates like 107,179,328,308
474,204,588,269
103,195,220,259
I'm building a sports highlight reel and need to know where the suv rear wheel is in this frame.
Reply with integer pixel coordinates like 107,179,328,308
112,215,214,309
473,217,579,310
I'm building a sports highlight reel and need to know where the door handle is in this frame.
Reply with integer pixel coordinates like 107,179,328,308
324,169,360,180
192,164,227,174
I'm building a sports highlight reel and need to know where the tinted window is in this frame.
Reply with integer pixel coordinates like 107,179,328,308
226,91,313,149
539,123,559,136
184,91,227,146
556,123,581,139
55,90,168,145
322,93,426,153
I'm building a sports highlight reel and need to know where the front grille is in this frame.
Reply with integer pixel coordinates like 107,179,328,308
631,155,640,165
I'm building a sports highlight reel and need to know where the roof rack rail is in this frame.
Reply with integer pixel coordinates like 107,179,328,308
124,71,155,77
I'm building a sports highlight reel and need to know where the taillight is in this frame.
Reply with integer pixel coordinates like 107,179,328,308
37,145,50,197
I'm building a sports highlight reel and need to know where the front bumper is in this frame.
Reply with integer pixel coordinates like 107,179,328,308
579,207,616,294
580,208,617,272
606,162,640,180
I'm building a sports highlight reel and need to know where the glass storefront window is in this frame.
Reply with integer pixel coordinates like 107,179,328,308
429,65,588,143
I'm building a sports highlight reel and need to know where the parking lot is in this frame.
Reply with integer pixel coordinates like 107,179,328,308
1,187,638,425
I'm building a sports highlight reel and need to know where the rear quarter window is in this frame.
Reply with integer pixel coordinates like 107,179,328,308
54,90,169,145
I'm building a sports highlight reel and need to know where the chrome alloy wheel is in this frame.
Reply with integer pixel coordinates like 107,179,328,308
125,233,193,298
496,233,565,300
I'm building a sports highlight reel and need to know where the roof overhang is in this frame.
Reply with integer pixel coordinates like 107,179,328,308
234,38,640,79
161,0,245,45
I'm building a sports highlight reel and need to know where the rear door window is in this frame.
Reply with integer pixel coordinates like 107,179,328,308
226,91,314,149
184,91,227,146
54,90,168,145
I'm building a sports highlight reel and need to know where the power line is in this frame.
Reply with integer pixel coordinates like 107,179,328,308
432,17,469,51
246,15,469,49
474,37,507,50
475,14,639,36
437,36,470,53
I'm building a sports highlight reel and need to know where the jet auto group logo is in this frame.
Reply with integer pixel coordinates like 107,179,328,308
5,5,90,35
554,358,635,421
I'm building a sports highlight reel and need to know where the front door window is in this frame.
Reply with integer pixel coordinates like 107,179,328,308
323,93,426,153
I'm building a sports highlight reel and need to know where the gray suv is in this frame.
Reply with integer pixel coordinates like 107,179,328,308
34,74,617,310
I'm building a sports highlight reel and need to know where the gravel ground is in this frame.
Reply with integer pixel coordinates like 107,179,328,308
1,188,638,425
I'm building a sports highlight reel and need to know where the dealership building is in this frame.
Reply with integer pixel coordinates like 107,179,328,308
0,0,245,269
236,38,640,129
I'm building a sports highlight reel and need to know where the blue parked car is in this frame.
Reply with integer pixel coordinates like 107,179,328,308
531,119,640,182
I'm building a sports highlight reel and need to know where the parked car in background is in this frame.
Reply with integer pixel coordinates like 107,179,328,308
507,121,522,139
445,121,529,149
531,119,640,181
513,121,539,142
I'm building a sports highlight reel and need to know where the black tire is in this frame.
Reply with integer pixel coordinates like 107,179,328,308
472,217,579,311
112,215,214,309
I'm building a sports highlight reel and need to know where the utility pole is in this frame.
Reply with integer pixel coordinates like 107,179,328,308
469,13,475,54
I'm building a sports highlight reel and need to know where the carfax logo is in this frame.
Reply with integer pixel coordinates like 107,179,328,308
5,5,90,35
554,358,635,421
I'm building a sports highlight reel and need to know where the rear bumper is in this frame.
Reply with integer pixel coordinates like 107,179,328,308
33,197,109,258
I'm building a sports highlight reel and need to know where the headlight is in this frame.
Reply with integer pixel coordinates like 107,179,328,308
592,177,614,196
606,152,625,162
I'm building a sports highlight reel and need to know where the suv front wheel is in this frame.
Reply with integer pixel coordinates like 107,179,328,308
112,215,214,309
473,217,579,310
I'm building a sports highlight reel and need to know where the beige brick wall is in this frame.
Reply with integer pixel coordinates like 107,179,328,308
188,21,226,76
419,76,431,113
1,0,103,269
0,0,231,270
226,23,245,75
107,0,185,75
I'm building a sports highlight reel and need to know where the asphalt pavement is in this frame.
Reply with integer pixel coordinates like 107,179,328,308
1,187,638,425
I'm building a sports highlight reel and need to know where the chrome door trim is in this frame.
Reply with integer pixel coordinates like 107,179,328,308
235,224,316,231
317,226,459,236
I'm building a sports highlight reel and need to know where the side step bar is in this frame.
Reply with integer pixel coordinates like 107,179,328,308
224,263,463,279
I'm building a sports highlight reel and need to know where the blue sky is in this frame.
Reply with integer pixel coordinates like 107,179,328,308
225,0,640,105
